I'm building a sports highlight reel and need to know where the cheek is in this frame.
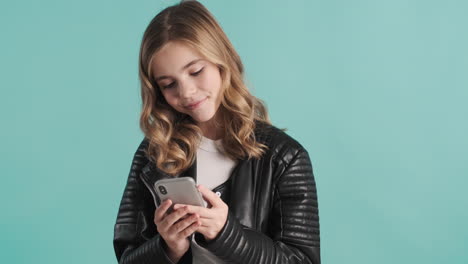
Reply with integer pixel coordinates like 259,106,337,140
161,92,178,107
203,70,222,94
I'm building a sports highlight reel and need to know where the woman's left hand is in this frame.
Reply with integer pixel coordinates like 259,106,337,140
172,184,228,241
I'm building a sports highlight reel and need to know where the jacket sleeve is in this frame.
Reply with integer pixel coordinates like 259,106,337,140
195,147,321,264
113,139,192,264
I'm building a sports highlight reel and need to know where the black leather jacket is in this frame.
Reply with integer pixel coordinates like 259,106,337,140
113,123,320,263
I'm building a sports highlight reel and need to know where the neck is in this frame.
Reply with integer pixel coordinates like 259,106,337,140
197,114,223,140
199,122,223,140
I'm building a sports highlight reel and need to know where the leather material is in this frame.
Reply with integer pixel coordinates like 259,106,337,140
113,122,320,263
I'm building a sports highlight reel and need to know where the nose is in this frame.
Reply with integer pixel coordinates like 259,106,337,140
178,79,196,99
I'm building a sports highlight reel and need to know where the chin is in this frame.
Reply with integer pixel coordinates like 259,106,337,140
191,112,216,123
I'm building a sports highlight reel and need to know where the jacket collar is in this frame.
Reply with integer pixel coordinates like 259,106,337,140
139,120,269,201
140,155,251,189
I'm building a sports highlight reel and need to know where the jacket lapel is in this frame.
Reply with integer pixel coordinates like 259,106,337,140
228,158,255,227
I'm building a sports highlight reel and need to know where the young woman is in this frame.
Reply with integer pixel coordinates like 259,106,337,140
113,1,320,263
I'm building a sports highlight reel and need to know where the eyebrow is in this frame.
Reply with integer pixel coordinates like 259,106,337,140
154,59,203,81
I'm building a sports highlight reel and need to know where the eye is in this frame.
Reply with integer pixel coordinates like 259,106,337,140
191,67,204,76
162,82,176,89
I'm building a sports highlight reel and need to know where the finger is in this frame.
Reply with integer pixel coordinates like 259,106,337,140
172,213,199,234
173,204,211,218
163,206,191,227
197,184,223,207
195,225,218,241
196,225,209,233
173,204,213,220
179,219,202,239
154,199,172,223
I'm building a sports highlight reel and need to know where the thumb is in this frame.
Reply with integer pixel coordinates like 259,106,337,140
197,184,221,207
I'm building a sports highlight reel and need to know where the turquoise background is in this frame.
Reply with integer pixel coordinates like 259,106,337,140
1,0,467,263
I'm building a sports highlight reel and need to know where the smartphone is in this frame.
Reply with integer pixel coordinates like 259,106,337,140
154,177,206,212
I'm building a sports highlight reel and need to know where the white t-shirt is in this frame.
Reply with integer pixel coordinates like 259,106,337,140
191,136,236,263
195,136,235,190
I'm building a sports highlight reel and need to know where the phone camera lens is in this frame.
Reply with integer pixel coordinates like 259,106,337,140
158,186,167,195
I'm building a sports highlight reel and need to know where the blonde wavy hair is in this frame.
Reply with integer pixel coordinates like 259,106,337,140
138,0,272,175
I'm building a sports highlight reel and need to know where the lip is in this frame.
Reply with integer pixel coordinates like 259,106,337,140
184,97,207,110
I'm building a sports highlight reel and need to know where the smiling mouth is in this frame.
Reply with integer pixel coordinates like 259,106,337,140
184,98,206,110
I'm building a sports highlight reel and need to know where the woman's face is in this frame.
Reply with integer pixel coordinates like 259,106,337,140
151,41,223,125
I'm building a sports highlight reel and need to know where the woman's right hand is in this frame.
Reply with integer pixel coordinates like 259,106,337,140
154,199,201,263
